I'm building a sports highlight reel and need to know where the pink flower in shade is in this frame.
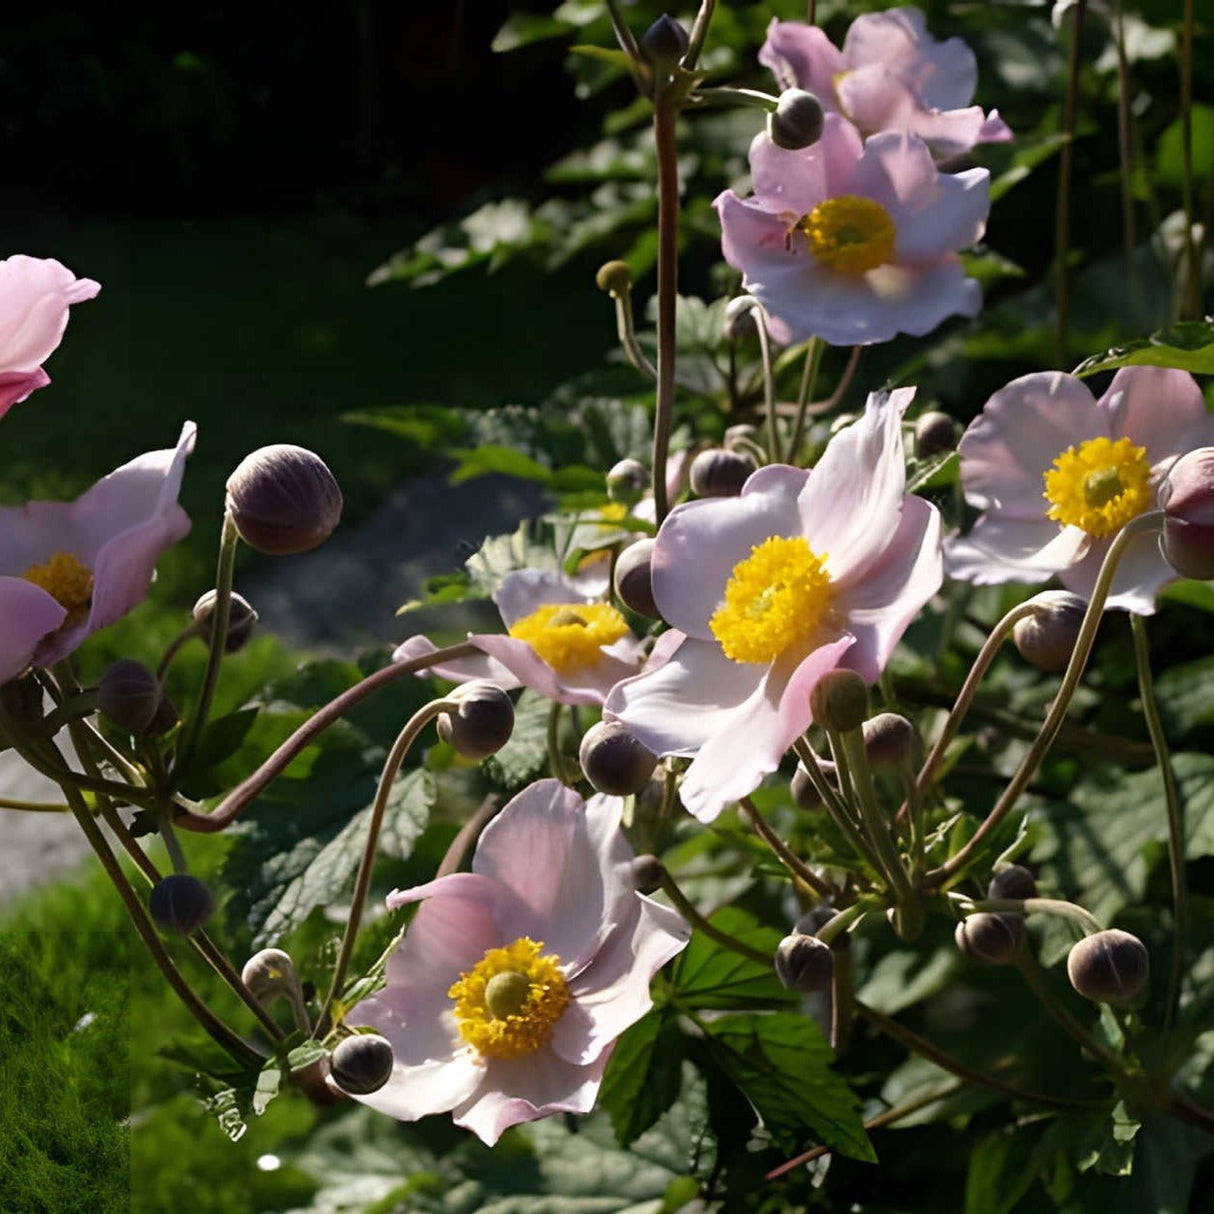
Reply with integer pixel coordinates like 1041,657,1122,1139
345,779,689,1145
0,256,101,419
394,569,646,706
715,115,988,348
605,389,942,823
761,7,1011,158
946,368,1214,614
0,422,196,684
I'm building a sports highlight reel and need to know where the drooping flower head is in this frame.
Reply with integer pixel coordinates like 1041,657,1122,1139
761,7,1011,158
345,779,689,1145
0,255,101,419
0,422,196,685
606,389,942,822
395,568,646,706
945,368,1214,613
715,116,989,347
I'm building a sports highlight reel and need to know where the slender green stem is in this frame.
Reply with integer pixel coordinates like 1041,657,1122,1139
658,868,772,966
956,894,1103,935
838,727,913,902
831,935,853,1052
928,515,1159,887
435,793,504,880
690,86,779,113
1054,0,1086,366
751,304,780,462
1130,613,1187,1031
603,0,641,62
681,0,716,70
610,287,657,380
1180,0,1198,319
815,901,869,946
0,795,68,812
547,701,572,786
156,620,202,680
793,737,887,877
785,339,822,463
316,698,452,1035
738,795,832,898
651,97,680,525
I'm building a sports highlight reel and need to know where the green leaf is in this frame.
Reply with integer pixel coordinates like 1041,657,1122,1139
987,133,1068,203
1156,105,1214,188
966,1124,1047,1214
492,13,574,53
252,1058,282,1117
1072,320,1214,377
702,1012,874,1160
285,1041,329,1073
857,943,957,1015
1153,655,1214,740
598,1010,686,1147
670,907,795,1009
449,444,555,486
906,450,959,493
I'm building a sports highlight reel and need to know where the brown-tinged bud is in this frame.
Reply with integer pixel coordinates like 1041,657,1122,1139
614,538,659,618
988,864,1037,901
689,448,756,498
145,693,181,738
98,659,163,735
809,669,868,733
774,932,834,993
241,948,303,1005
862,712,914,768
192,589,259,653
794,906,835,936
330,1034,394,1095
1066,929,1149,1005
767,88,825,151
226,444,343,556
631,854,665,895
595,259,633,298
791,758,838,809
955,912,1023,964
436,682,514,760
579,720,658,795
914,411,958,458
606,458,648,507
723,296,759,341
149,874,214,936
1012,591,1087,674
640,14,689,66
1160,448,1214,580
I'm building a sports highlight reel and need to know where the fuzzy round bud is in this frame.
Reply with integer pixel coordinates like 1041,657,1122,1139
767,88,825,151
1012,591,1087,673
192,589,259,653
809,669,868,733
614,539,659,618
862,712,914,769
955,912,1023,965
1160,448,1214,580
1066,929,1149,1005
723,296,759,341
606,458,649,507
689,448,755,498
149,874,214,936
145,694,181,738
436,682,515,760
330,1034,395,1096
241,948,302,1004
595,259,633,297
914,411,958,458
794,906,835,936
988,864,1038,901
579,720,658,795
226,444,343,556
790,758,838,809
98,659,164,735
774,932,834,993
631,854,665,895
640,14,689,66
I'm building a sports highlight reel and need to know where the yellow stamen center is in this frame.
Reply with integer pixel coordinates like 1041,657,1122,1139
798,196,896,275
508,601,629,673
21,551,94,616
1043,436,1152,537
709,536,834,664
449,937,571,1060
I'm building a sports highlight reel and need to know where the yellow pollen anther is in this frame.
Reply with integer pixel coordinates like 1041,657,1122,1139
21,551,95,615
1043,436,1152,537
449,937,571,1060
710,536,834,664
798,195,896,275
508,601,629,674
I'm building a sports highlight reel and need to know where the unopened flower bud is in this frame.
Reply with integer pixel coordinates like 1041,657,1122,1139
579,720,658,795
98,659,164,735
192,589,259,653
640,14,689,66
330,1034,395,1095
809,669,868,733
794,906,835,936
689,448,755,498
631,854,665,895
767,88,825,151
149,874,214,936
436,682,515,760
774,932,834,993
1066,928,1148,1005
595,259,633,298
145,693,181,738
1012,591,1087,673
723,296,759,341
988,864,1037,901
1160,448,1214,580
226,444,343,556
862,712,914,769
791,757,837,809
606,458,648,507
241,948,303,1005
914,411,957,458
614,539,659,618
955,912,1023,964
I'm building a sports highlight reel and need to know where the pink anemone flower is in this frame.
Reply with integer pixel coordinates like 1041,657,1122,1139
761,7,1011,158
0,422,196,684
345,779,689,1145
395,568,646,706
715,115,988,348
0,255,101,419
605,389,942,823
946,367,1214,613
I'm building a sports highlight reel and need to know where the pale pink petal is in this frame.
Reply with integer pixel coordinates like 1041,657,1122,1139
945,517,1088,584
759,18,845,101
742,463,811,500
472,632,637,706
0,369,50,419
1101,367,1214,466
907,107,999,159
352,1050,484,1123
716,190,802,276
1059,527,1173,614
835,66,923,135
750,117,864,214
0,255,100,373
0,579,67,684
392,633,522,689
493,569,599,629
978,110,1013,144
957,373,1104,517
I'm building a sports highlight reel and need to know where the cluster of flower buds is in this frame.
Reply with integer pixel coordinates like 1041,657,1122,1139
955,865,1037,965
